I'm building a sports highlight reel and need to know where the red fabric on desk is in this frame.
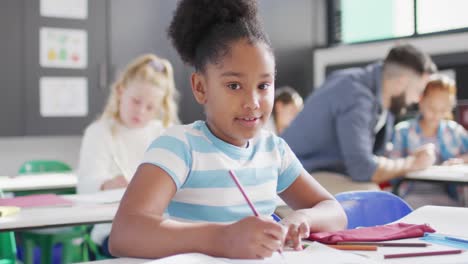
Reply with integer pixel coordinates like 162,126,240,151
308,223,435,244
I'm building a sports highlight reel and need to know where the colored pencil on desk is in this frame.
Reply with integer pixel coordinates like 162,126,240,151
328,245,377,251
337,242,429,247
228,170,285,259
384,249,463,259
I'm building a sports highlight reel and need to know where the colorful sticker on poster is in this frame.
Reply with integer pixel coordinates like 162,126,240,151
40,27,87,69
40,77,88,117
40,0,88,19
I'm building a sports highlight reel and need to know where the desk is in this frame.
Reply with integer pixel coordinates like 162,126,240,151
0,173,77,192
77,206,468,264
396,205,468,236
354,206,468,264
404,165,468,183
393,166,468,201
0,190,123,231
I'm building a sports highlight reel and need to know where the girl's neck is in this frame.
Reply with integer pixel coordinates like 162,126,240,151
418,119,439,138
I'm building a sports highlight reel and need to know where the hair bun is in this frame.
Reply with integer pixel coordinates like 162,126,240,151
168,0,259,66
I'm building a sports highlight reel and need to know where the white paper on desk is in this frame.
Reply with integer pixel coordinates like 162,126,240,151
146,243,376,264
145,253,225,264
67,189,125,204
225,243,377,264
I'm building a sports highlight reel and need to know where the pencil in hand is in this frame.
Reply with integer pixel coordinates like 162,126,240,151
228,170,286,260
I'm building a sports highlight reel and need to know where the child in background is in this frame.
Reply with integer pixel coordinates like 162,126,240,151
77,54,179,255
266,86,303,135
390,74,468,206
109,0,346,260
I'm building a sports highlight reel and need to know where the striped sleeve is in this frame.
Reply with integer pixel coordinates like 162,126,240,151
390,121,412,158
276,137,303,193
142,129,192,189
452,122,468,153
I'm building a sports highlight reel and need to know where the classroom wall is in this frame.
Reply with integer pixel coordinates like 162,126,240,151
109,0,194,123
258,0,327,97
0,0,326,175
109,0,326,123
0,136,82,175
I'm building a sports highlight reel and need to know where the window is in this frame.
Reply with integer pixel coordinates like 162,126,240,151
340,0,413,43
417,0,468,34
329,0,468,45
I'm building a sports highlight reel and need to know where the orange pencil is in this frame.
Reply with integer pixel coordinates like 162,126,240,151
327,244,378,251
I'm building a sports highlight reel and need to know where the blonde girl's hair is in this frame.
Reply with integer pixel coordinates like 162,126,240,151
422,74,457,120
101,54,180,128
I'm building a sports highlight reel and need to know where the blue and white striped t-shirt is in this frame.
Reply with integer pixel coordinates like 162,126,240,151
142,121,303,223
390,117,468,163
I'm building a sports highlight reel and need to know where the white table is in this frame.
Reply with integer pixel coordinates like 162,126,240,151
0,189,124,231
393,165,468,200
406,165,468,183
77,206,468,264
0,172,77,192
335,206,468,264
396,205,468,236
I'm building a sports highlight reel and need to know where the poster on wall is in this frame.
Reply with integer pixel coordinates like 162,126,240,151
40,27,87,69
40,77,88,117
40,0,88,19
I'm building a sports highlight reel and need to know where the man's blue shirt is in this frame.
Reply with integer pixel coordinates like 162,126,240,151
282,62,394,181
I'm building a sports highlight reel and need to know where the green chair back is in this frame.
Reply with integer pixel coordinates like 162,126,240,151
18,160,72,175
15,160,74,196
15,160,89,264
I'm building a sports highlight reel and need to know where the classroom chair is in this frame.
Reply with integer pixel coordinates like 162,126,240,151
0,232,16,264
82,227,111,261
15,160,75,197
335,190,413,229
0,191,17,264
18,160,72,175
16,160,89,264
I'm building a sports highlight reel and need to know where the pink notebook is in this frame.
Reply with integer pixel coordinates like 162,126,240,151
0,194,74,208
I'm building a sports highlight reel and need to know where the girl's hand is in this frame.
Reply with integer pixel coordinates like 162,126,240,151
442,158,464,166
222,216,286,259
101,175,128,190
409,144,436,171
280,211,310,251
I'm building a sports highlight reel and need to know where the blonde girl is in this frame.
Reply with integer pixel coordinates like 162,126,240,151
77,54,179,255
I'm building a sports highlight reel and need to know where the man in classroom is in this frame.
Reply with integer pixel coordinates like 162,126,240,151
282,44,437,194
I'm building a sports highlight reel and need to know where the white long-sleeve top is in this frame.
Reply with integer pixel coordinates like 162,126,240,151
77,118,165,244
